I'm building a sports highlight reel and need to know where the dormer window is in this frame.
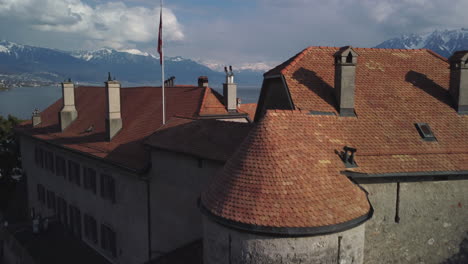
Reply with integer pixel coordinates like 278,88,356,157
346,52,353,63
415,123,437,141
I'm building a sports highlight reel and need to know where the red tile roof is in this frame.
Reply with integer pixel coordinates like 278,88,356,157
16,86,208,171
201,111,372,229
145,117,252,162
198,87,254,120
265,47,450,114
202,46,468,230
199,88,229,116
238,103,257,121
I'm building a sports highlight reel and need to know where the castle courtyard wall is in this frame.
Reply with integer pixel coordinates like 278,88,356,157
359,179,468,264
149,150,223,257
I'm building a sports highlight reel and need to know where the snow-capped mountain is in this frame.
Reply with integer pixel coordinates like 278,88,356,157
0,40,263,86
375,28,468,58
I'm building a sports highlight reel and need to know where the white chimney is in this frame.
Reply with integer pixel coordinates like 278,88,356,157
105,73,122,141
223,65,237,112
32,108,41,127
59,80,78,131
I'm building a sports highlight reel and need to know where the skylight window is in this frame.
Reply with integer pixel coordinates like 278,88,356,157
415,123,437,141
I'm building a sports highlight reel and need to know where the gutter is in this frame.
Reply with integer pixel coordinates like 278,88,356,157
197,113,249,119
343,170,468,179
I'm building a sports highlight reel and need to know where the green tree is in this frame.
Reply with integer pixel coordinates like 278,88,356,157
0,114,23,211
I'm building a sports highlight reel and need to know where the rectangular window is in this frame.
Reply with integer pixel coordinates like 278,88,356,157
55,156,66,177
56,197,68,226
83,167,97,194
69,205,82,239
35,147,44,168
37,184,45,203
44,151,54,173
68,161,81,186
84,214,98,244
101,224,117,257
46,190,56,210
100,174,116,203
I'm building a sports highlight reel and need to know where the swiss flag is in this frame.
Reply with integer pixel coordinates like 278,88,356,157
157,8,163,65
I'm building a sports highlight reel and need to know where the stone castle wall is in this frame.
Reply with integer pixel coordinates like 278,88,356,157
203,217,366,264
360,179,468,264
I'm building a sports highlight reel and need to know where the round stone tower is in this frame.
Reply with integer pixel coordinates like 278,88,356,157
200,110,372,264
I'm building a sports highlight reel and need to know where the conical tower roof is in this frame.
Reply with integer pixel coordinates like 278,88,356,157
201,110,371,235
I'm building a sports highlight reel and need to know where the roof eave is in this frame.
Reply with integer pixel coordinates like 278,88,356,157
16,130,151,176
344,170,468,179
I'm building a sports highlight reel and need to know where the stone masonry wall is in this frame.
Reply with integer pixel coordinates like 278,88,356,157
360,179,468,264
203,216,366,264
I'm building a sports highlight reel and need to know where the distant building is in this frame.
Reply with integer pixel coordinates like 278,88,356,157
201,47,468,264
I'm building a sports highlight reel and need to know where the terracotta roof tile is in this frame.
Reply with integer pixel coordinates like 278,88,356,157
238,103,257,120
17,86,207,171
201,112,371,228
145,117,252,162
202,44,468,227
198,87,229,116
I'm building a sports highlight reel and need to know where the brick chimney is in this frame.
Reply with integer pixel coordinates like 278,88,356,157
198,76,209,88
223,66,237,112
334,46,358,117
105,73,122,141
59,79,78,131
32,109,41,127
449,51,468,115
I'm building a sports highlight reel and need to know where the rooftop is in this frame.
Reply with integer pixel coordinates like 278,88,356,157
203,46,468,233
262,47,450,114
16,85,256,171
145,117,252,162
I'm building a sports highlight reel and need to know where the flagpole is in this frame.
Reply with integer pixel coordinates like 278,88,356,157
160,0,166,124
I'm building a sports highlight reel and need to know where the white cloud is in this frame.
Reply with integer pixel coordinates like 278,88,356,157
0,0,184,49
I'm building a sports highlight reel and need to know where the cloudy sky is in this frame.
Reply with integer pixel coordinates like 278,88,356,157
1,0,467,69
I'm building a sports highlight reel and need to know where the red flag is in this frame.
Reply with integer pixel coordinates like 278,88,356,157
157,8,163,65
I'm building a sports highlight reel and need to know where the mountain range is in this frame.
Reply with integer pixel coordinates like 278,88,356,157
0,40,262,87
374,28,468,58
1,28,468,88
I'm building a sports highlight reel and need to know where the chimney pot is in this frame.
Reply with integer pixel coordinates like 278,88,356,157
223,66,237,112
198,76,209,88
449,51,468,115
334,46,358,117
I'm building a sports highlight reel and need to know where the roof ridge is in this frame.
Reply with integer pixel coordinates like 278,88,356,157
423,49,449,63
198,87,210,116
280,47,313,75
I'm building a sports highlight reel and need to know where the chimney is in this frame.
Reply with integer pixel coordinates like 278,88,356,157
105,73,122,141
449,51,468,115
32,109,41,127
198,76,209,88
334,46,358,117
223,65,237,112
59,79,78,131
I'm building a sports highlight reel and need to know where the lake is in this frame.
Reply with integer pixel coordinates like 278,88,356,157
0,85,261,119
